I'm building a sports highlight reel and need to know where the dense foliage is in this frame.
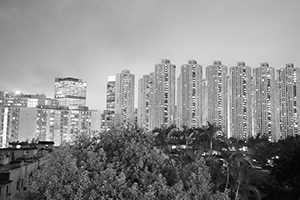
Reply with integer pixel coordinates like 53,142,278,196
17,124,300,200
17,126,228,200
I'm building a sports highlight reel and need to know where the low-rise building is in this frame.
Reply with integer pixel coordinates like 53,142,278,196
0,147,45,200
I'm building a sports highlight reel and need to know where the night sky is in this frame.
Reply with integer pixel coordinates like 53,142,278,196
1,0,300,110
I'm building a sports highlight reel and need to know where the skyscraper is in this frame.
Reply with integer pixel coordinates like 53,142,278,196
229,62,252,140
104,76,116,127
151,59,176,130
206,61,228,134
177,60,203,128
115,70,135,124
277,63,300,139
253,63,277,141
106,76,116,113
138,73,154,131
54,77,87,107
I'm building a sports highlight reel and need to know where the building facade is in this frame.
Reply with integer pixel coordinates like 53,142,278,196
229,62,252,140
36,106,91,146
206,61,228,134
54,77,87,107
0,107,38,148
0,105,92,147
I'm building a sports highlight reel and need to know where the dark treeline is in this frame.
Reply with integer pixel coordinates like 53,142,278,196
16,123,300,200
153,123,300,200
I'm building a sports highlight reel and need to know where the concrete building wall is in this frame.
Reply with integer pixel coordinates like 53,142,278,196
18,108,38,142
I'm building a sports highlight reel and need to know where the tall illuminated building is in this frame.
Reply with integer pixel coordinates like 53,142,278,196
229,62,252,140
277,63,300,139
101,76,116,129
54,77,87,107
151,59,176,129
101,76,116,130
253,63,277,141
106,76,116,113
177,60,203,128
115,70,135,123
206,61,228,134
138,73,154,131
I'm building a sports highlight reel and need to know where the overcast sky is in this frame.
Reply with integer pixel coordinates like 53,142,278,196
1,0,300,111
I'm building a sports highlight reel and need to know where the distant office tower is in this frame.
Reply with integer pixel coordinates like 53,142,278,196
229,62,252,140
101,76,116,129
106,76,116,113
253,63,277,141
177,60,203,128
138,73,154,131
54,77,87,107
277,63,300,139
206,61,228,134
151,59,176,130
115,70,135,123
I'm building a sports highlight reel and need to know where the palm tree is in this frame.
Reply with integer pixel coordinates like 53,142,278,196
225,150,262,200
153,124,177,153
201,122,221,153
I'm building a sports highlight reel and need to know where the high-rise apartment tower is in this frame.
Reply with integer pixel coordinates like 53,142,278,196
229,62,252,140
253,63,277,141
177,60,203,128
151,59,176,130
206,61,228,134
277,63,300,139
115,70,135,124
138,73,154,131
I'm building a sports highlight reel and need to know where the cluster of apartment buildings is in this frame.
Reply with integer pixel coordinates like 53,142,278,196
0,77,101,148
102,59,300,141
1,59,299,145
